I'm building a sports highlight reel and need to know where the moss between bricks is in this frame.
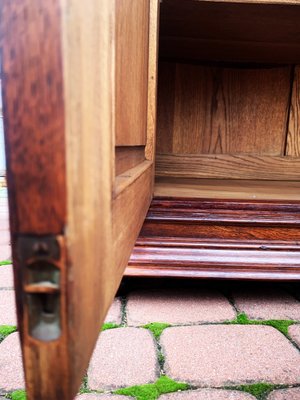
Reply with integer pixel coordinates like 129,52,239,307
142,323,171,340
5,390,26,400
0,325,17,343
115,375,189,400
0,260,11,266
101,322,121,332
225,312,296,336
226,383,292,400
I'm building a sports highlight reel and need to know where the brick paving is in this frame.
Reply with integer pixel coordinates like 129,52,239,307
267,388,300,399
288,324,300,347
159,390,257,399
76,395,132,399
126,289,236,325
0,265,13,288
105,298,122,325
0,290,16,326
232,287,300,320
0,333,24,391
161,325,300,386
2,196,300,398
88,327,158,390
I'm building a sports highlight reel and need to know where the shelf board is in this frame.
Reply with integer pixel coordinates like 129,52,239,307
154,177,300,201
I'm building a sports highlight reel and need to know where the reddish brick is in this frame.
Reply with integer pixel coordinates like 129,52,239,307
0,290,17,326
76,395,132,400
105,298,122,325
288,324,300,347
126,289,235,325
0,332,24,391
0,265,13,288
88,328,158,390
232,288,300,320
160,389,257,399
161,325,300,386
267,388,300,399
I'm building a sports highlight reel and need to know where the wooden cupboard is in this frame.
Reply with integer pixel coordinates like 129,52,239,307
1,0,300,399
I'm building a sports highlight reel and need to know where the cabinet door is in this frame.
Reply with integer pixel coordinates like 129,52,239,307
0,1,159,399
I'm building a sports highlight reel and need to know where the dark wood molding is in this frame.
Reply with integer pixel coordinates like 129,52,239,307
126,197,300,280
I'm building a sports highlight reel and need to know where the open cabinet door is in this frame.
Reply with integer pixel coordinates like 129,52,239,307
0,0,159,399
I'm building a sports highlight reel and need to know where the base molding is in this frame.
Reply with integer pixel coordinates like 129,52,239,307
126,197,300,280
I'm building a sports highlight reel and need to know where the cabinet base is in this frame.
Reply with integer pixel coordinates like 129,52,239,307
126,197,300,280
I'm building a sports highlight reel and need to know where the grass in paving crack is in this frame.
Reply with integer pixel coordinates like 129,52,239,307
0,325,17,343
226,312,296,336
0,260,11,266
115,376,189,400
101,322,121,332
5,390,26,400
142,322,171,340
228,383,290,400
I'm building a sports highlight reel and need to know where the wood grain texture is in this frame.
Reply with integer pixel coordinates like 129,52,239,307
155,177,300,201
115,146,145,176
1,0,66,235
115,0,150,146
2,0,157,399
159,0,300,63
127,197,300,280
286,66,300,156
156,62,292,155
155,154,300,180
145,0,160,162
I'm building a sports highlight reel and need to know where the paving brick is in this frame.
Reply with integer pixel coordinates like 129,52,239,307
105,298,122,324
126,289,236,325
160,389,257,399
88,327,158,390
0,245,10,262
288,324,300,347
267,388,300,399
76,395,132,400
161,325,300,386
0,265,13,288
0,290,17,325
232,288,300,320
0,332,24,391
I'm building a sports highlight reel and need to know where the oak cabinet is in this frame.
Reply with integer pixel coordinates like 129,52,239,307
1,1,300,399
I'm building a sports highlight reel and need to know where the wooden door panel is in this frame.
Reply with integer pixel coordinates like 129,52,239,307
0,1,158,399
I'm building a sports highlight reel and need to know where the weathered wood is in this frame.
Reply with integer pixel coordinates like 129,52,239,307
155,154,300,180
286,66,300,156
156,62,291,155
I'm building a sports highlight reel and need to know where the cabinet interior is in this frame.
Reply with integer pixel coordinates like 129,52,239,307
154,0,300,200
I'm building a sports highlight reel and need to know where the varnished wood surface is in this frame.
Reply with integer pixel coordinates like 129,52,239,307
127,197,300,280
145,0,160,162
154,178,300,200
287,66,300,156
115,0,150,146
159,0,300,63
1,1,158,399
1,0,66,235
157,62,292,155
115,147,145,176
155,154,300,180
